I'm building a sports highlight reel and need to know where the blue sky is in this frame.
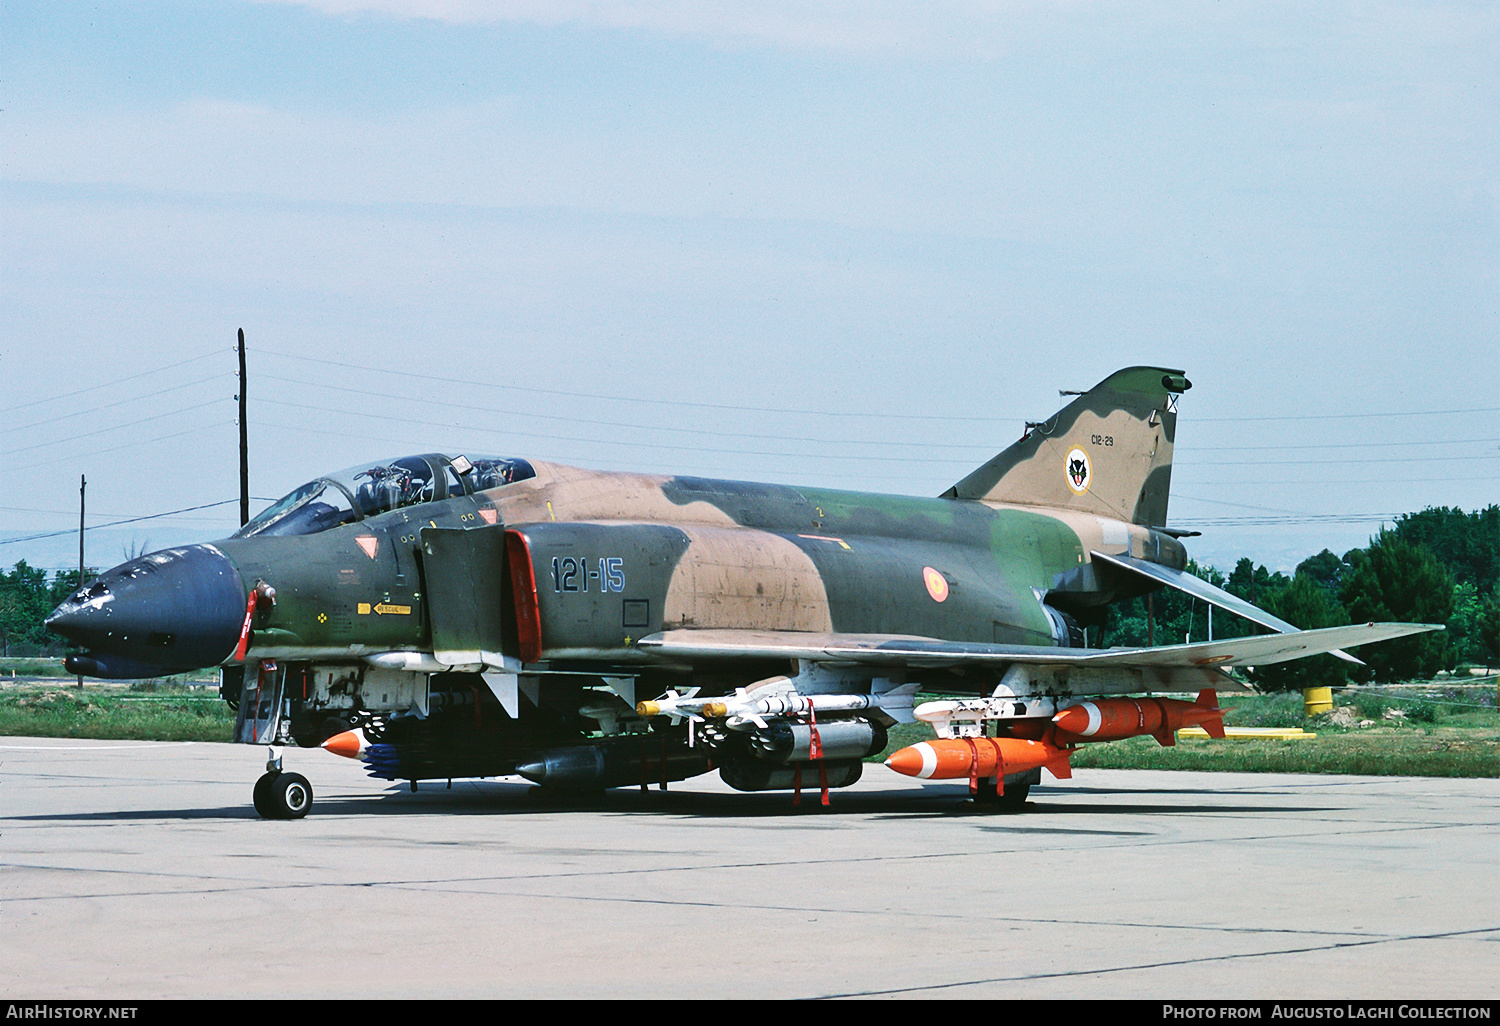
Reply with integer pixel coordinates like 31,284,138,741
3,1,1496,575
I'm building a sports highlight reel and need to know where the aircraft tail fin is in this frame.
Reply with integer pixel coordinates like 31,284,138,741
943,366,1189,527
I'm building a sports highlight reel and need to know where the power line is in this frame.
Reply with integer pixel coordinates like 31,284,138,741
0,500,244,546
250,400,987,464
1189,453,1499,467
4,349,224,415
256,373,1000,451
11,373,232,433
1184,475,1490,486
3,422,234,475
260,346,1500,425
257,370,1500,461
255,348,1021,423
1178,437,1499,453
1194,406,1500,422
0,399,230,459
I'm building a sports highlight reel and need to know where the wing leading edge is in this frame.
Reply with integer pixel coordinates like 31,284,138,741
636,621,1442,695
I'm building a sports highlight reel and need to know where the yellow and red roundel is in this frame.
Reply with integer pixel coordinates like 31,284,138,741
923,566,949,603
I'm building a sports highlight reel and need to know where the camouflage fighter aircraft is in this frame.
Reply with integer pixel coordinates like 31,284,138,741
46,367,1439,817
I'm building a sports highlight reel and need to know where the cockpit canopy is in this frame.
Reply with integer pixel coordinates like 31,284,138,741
235,454,534,539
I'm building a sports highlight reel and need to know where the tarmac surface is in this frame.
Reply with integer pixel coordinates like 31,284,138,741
2,736,1496,1000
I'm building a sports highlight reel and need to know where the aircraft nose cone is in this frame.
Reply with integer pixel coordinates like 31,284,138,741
46,545,246,673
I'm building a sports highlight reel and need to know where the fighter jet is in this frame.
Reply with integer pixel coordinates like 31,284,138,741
46,366,1439,818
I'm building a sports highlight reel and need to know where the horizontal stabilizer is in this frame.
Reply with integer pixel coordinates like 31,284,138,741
1092,550,1363,665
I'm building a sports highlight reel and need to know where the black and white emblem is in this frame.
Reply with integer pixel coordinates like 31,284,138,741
1065,447,1091,494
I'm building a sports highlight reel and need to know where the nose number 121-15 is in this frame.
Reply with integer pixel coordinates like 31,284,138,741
551,556,626,594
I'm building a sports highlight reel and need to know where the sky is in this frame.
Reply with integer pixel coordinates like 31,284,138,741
2,0,1496,579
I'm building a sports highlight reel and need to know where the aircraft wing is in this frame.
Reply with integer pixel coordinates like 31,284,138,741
1090,549,1364,664
636,622,1442,694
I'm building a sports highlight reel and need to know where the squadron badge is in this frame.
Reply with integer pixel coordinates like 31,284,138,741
1065,447,1091,495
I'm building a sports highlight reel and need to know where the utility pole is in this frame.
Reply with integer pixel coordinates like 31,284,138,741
238,329,249,527
77,474,85,688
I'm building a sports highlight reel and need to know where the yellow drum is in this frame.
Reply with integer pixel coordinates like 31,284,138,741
1303,687,1333,715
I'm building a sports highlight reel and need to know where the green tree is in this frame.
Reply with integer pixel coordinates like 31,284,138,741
1480,586,1500,666
1103,560,1228,648
1225,557,1290,603
1,561,54,655
0,562,100,657
1389,506,1498,667
1339,532,1454,681
1246,572,1351,691
1295,549,1344,596
1392,505,1498,594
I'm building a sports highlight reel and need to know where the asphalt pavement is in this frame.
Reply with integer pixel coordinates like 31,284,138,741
2,736,1496,1000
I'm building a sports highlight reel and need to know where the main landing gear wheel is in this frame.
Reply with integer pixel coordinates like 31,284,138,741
973,779,1030,812
253,771,313,820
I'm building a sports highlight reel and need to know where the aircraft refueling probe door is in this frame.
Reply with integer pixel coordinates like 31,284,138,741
419,526,516,668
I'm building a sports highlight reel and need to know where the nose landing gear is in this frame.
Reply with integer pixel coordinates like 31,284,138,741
253,746,313,819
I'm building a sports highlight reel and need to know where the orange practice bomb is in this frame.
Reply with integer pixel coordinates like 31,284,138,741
1051,689,1223,747
884,734,1073,783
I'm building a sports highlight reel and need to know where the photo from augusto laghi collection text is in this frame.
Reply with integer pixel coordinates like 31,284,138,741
1161,1006,1493,1020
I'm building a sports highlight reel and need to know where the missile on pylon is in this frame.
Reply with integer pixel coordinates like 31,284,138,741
884,734,1073,784
1051,689,1223,747
637,678,919,730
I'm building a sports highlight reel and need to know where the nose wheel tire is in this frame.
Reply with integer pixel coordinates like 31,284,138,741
253,771,313,819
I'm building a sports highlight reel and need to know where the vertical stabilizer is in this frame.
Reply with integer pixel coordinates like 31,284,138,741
942,366,1189,526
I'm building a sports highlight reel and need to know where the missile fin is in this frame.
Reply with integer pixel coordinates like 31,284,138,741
1196,689,1226,738
1044,747,1073,780
873,682,921,723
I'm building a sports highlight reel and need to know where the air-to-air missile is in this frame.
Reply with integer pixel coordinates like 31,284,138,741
46,367,1442,818
636,675,919,729
910,695,1059,735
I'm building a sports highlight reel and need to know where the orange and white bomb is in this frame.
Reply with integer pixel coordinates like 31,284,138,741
1051,689,1223,746
885,735,1073,782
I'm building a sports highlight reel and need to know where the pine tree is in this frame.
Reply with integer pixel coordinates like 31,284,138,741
1339,532,1454,681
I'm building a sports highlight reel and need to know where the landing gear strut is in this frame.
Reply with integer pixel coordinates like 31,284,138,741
253,746,313,819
